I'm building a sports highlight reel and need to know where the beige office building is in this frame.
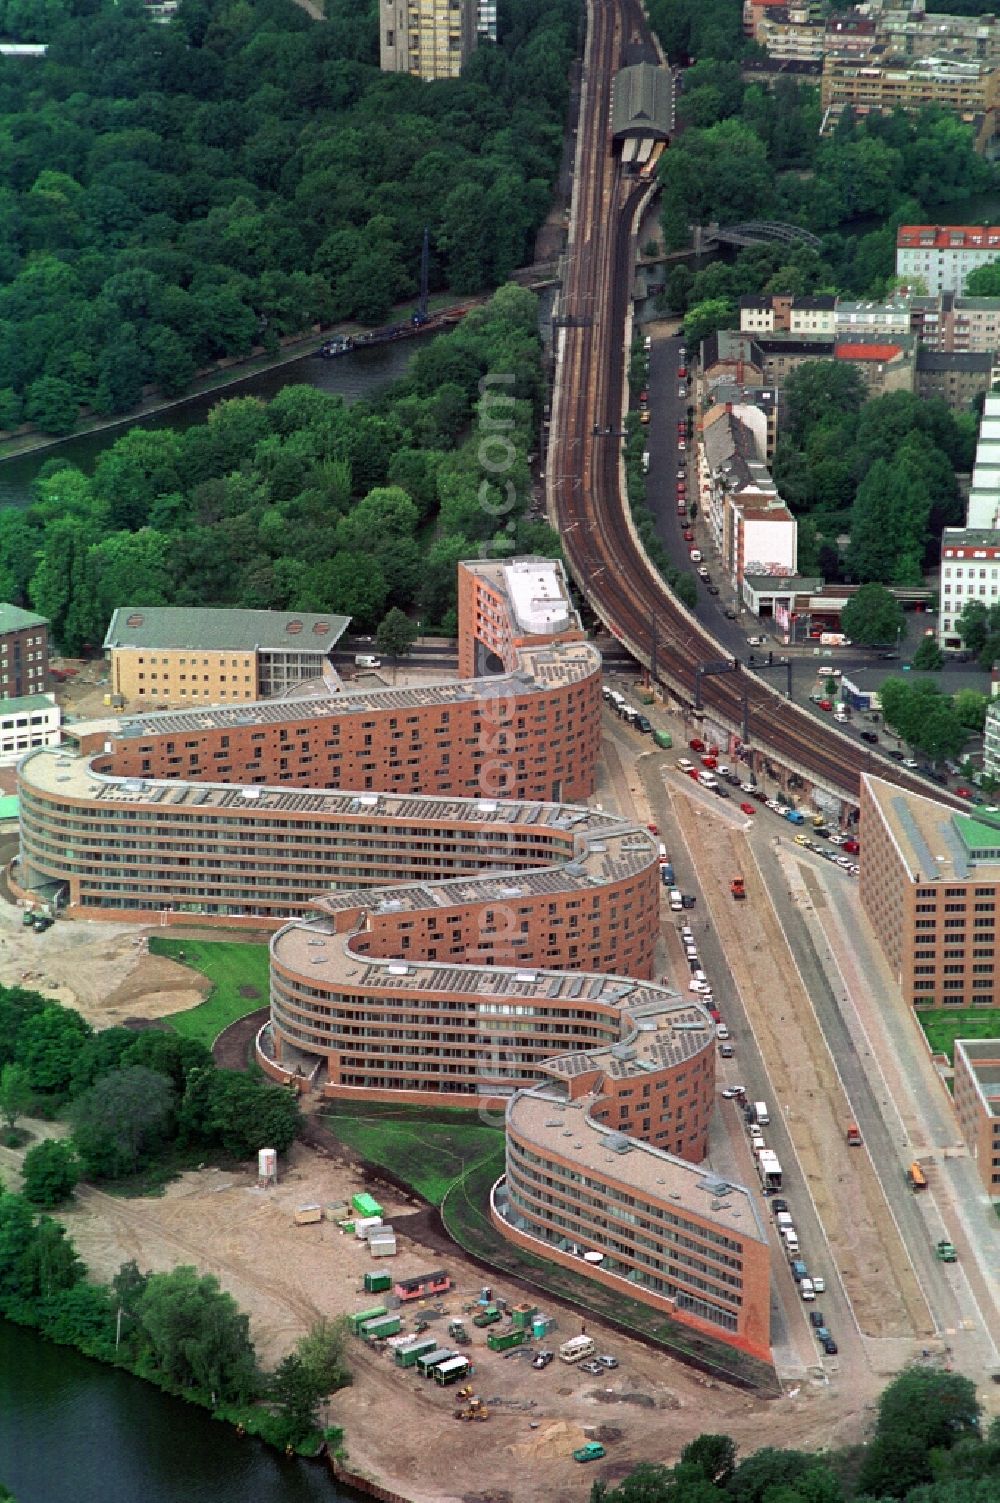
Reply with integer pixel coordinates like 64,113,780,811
380,0,477,80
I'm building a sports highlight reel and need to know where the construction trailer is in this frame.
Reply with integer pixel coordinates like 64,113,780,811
395,1336,439,1369
361,1313,402,1340
416,1346,456,1377
433,1356,471,1386
350,1305,389,1335
368,1226,397,1257
293,1204,323,1226
395,1270,451,1302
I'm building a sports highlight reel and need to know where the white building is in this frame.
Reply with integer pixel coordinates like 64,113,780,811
0,694,60,767
700,405,797,593
896,225,1000,296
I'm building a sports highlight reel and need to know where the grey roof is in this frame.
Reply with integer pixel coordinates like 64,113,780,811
0,604,47,634
916,350,994,372
104,607,351,654
794,295,836,310
0,694,55,714
610,64,674,141
702,331,764,371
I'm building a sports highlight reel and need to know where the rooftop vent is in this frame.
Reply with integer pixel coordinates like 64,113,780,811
126,613,144,628
313,621,330,634
240,787,261,800
286,620,303,635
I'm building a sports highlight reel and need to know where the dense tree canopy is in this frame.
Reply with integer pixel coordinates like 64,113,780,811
0,0,576,430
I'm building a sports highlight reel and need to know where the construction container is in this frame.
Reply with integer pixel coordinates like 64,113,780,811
532,1316,550,1339
369,1231,397,1258
354,1216,383,1240
416,1346,455,1377
293,1204,322,1226
364,1271,393,1294
510,1303,537,1330
361,1313,402,1340
395,1336,438,1368
352,1192,384,1219
433,1356,471,1386
487,1328,525,1353
324,1201,350,1221
350,1305,388,1335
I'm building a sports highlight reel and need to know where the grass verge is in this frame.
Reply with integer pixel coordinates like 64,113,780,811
442,1154,779,1395
918,1007,1000,1062
317,1101,503,1206
148,937,270,1049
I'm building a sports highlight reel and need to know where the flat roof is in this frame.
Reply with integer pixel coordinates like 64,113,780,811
74,639,599,743
103,607,351,654
508,1088,767,1243
0,694,56,714
863,773,1000,882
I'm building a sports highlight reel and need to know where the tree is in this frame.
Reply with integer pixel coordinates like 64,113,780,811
680,1433,736,1485
269,1353,322,1450
682,298,736,346
135,1265,258,1404
841,583,905,647
376,607,418,665
15,1005,92,1098
24,376,77,436
69,1065,176,1180
953,688,989,733
179,1068,300,1159
913,635,943,671
16,1215,84,1302
21,1139,79,1208
0,1064,32,1134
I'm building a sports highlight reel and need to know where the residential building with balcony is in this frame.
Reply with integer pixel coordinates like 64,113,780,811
738,294,836,337
380,0,477,80
897,224,1000,295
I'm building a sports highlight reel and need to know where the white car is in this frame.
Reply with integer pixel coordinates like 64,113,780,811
689,980,711,994
836,856,852,868
747,635,766,646
903,758,918,769
811,1275,826,1293
776,805,791,817
765,799,781,812
828,833,846,845
818,665,841,678
715,1023,730,1040
799,1278,816,1301
689,548,702,562
741,782,756,794
721,1086,741,1099
716,764,731,776
677,757,694,772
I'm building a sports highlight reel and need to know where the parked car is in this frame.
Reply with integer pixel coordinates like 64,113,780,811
681,894,696,908
580,1360,604,1375
843,840,859,853
747,635,766,646
822,1336,838,1355
811,1275,826,1293
740,802,756,816
597,1355,618,1369
818,699,833,712
683,529,694,541
707,583,720,595
861,730,879,744
724,607,737,619
689,738,705,752
809,1310,825,1329
689,548,702,562
533,1350,554,1369
771,1198,789,1214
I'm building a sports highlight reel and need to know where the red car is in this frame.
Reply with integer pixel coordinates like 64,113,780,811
818,699,833,712
689,738,705,752
677,366,687,379
639,390,648,403
843,839,859,853
648,823,658,835
708,1007,722,1023
956,787,972,799
701,755,717,769
683,529,694,541
687,767,699,780
740,802,756,816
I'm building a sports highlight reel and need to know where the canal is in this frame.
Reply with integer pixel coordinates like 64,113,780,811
0,337,425,510
0,1321,342,1502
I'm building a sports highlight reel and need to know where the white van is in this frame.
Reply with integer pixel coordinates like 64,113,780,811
799,1278,815,1301
775,1212,794,1232
669,889,683,912
643,335,652,351
754,1101,770,1126
697,771,719,789
642,451,650,474
677,757,694,773
355,654,381,669
783,1229,799,1254
658,843,668,864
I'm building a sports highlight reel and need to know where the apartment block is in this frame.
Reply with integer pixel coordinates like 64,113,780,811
0,604,49,699
821,51,1000,143
380,0,477,80
104,607,350,708
953,1039,1000,1197
704,378,781,460
897,225,1000,295
0,694,60,767
739,294,836,337
916,349,998,410
700,406,797,593
940,530,1000,649
860,773,1000,1010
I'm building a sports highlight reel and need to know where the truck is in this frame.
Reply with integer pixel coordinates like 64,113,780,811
730,876,746,900
784,808,805,825
472,1305,502,1328
487,1327,526,1353
754,1101,770,1126
758,1149,782,1191
574,1443,606,1463
936,1239,957,1262
845,1122,862,1147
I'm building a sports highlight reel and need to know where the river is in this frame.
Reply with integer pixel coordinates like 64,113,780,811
0,1322,342,1503
0,337,425,509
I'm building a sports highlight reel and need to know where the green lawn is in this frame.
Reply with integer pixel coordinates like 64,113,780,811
918,1008,1000,1063
148,937,270,1048
318,1101,503,1206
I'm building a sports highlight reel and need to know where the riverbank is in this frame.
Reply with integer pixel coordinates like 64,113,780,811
0,293,478,467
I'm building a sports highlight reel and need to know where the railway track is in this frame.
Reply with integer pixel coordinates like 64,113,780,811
549,0,960,812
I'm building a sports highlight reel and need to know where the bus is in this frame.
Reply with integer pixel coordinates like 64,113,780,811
907,1161,927,1191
